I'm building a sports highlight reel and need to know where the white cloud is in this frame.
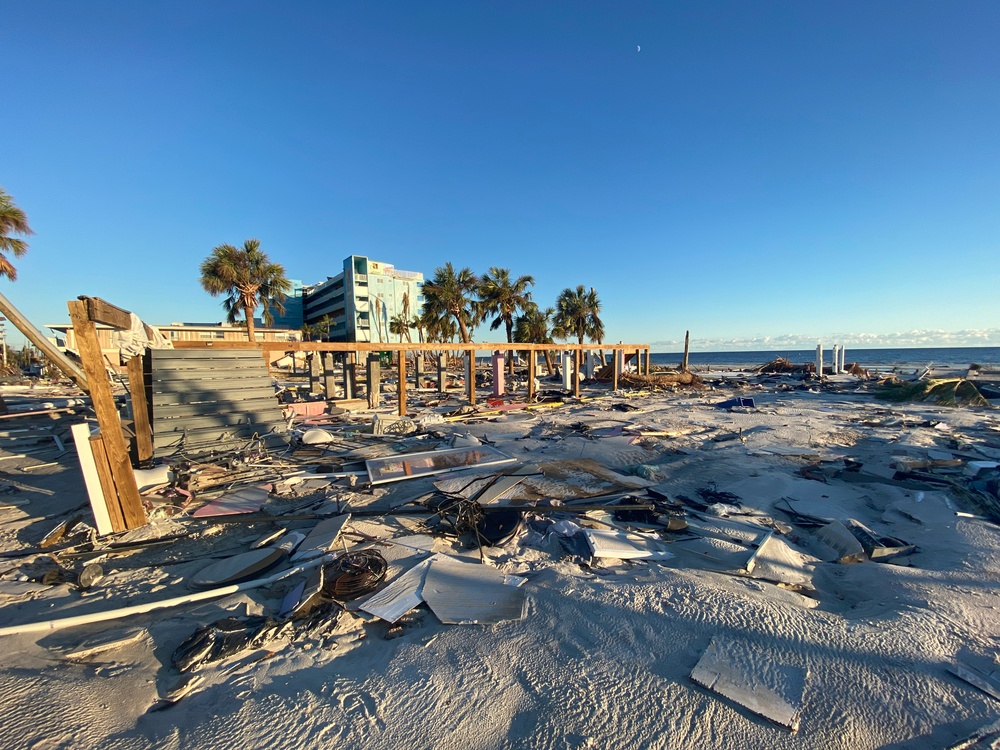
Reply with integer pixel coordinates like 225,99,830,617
651,328,1000,352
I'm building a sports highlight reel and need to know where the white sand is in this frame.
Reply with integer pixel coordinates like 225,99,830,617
0,380,998,749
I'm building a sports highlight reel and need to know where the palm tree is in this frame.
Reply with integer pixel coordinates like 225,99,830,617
301,323,320,341
552,285,605,346
421,262,478,344
200,239,291,342
317,315,333,340
389,313,411,343
514,302,556,375
410,315,425,344
477,267,534,374
0,187,33,281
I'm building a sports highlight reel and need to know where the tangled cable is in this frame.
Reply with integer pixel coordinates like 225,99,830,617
325,550,388,600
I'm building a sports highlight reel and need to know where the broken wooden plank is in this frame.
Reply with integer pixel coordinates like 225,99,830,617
127,354,153,465
72,423,114,536
68,300,145,530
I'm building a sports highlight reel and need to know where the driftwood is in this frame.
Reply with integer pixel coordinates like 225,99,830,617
754,358,813,374
618,371,703,390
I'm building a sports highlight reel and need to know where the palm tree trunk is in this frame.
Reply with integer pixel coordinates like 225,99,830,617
505,318,515,376
244,303,257,342
456,315,471,344
543,350,554,375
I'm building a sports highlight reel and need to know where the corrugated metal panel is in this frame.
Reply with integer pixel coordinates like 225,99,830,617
150,349,286,459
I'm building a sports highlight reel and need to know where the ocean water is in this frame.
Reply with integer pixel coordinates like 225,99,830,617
649,346,1000,372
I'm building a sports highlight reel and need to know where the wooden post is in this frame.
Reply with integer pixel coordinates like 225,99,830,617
343,352,356,400
492,350,505,397
126,354,153,466
88,435,127,532
323,353,337,398
573,348,581,398
309,350,323,394
67,300,145,531
398,350,407,417
366,353,381,409
635,348,641,377
527,350,535,401
612,349,620,391
467,350,476,405
414,351,425,387
437,353,448,392
682,331,690,371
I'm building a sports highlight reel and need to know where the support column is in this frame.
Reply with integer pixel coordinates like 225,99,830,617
309,351,323,394
561,352,572,390
635,348,641,375
682,331,690,371
832,345,840,375
527,349,535,401
492,350,505,397
612,349,620,391
815,344,823,378
397,351,407,417
366,353,381,409
840,346,846,373
343,352,356,400
584,351,597,379
323,353,337,398
573,349,581,398
414,351,425,388
437,353,448,392
466,350,476,405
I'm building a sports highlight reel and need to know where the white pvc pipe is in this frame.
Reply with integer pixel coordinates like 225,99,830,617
0,555,329,637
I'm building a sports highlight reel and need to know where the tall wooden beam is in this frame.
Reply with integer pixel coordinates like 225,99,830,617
397,351,407,416
573,348,581,398
88,435,127,532
466,349,476,405
126,353,153,466
527,352,535,401
0,290,89,388
68,300,146,531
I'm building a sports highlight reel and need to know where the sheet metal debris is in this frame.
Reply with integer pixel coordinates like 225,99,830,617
360,557,433,624
583,529,673,560
421,556,527,625
691,638,808,732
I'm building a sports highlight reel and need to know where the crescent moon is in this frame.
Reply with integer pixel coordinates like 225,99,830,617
637,45,641,52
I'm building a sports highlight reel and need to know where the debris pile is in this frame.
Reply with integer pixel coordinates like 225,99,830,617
0,346,998,746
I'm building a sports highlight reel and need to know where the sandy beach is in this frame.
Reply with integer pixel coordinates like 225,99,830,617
0,370,998,750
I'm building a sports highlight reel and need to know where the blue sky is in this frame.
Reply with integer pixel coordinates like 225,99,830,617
2,1,998,351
